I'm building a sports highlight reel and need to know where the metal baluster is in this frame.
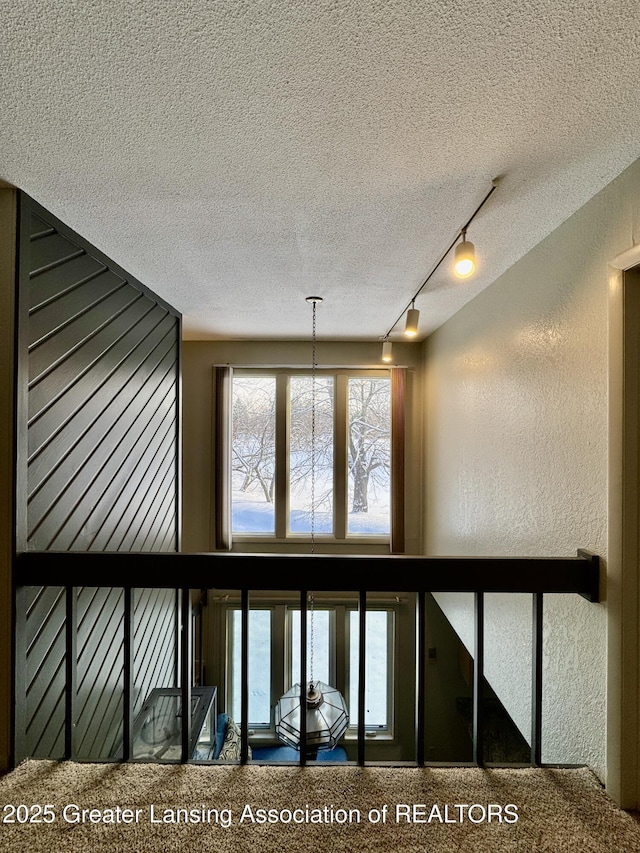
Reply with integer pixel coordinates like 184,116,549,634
181,587,192,763
123,587,133,762
65,585,76,761
416,591,426,766
358,590,366,766
240,588,249,764
300,589,308,765
531,592,543,766
472,592,484,766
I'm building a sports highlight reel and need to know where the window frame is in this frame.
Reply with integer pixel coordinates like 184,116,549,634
224,367,400,549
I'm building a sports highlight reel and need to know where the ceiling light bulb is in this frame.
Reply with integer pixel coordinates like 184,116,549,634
381,340,393,362
454,239,476,278
404,307,419,337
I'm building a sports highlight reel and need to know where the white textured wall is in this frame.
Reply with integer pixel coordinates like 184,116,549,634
424,157,640,781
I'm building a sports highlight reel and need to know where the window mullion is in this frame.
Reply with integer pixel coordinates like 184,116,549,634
334,374,348,540
391,367,406,552
275,374,289,539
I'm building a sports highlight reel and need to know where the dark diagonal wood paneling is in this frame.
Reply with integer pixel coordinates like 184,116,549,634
24,586,66,758
27,330,177,502
22,202,180,552
29,252,107,313
28,286,146,401
16,194,181,762
75,588,124,760
28,270,128,350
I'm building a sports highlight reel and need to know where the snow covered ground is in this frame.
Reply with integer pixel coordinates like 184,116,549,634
232,494,389,536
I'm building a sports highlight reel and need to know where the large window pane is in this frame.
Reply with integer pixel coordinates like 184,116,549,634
347,377,391,535
231,377,276,533
289,376,334,534
349,610,390,728
229,609,271,726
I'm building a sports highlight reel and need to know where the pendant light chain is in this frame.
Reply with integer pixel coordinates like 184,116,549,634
310,299,318,686
310,297,317,554
309,590,315,685
306,295,322,690
274,296,349,751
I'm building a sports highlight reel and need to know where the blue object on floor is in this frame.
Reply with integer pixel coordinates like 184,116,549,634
213,713,230,759
252,745,348,761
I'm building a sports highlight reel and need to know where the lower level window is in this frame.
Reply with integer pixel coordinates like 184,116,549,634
228,609,271,726
349,610,390,729
225,602,394,735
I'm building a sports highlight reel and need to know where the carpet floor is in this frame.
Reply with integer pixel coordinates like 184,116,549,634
0,760,639,852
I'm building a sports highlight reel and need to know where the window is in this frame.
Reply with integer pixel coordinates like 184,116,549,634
347,377,391,536
289,375,335,533
230,377,276,534
228,369,394,542
348,609,391,728
223,598,396,737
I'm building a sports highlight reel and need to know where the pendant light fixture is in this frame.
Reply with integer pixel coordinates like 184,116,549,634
275,593,349,751
381,338,393,362
274,296,349,755
380,179,498,360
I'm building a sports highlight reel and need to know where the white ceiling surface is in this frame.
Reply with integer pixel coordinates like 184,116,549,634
2,1,639,341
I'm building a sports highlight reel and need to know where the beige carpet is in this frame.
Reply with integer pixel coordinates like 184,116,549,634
1,760,639,852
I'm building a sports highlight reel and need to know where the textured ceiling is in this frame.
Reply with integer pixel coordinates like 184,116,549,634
2,1,640,341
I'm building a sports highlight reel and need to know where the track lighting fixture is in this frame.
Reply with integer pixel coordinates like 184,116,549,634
404,302,419,337
454,229,476,278
380,180,498,349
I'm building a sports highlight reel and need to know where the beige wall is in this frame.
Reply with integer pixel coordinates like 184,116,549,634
182,340,423,554
0,189,17,771
423,156,640,783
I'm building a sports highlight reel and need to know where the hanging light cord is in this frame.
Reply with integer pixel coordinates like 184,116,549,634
382,180,498,340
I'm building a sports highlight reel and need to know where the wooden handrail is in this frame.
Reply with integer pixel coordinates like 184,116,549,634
15,549,600,601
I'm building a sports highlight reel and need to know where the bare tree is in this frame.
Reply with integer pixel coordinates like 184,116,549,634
348,378,390,514
232,378,276,502
289,377,334,515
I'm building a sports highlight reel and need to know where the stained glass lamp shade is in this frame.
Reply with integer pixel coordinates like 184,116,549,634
275,680,349,751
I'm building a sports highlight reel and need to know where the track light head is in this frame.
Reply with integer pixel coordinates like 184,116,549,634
454,234,476,278
404,306,420,337
381,340,393,362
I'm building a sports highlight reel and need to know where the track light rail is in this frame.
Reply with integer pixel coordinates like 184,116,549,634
383,179,498,341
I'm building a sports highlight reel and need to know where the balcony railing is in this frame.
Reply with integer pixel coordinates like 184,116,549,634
14,549,600,767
